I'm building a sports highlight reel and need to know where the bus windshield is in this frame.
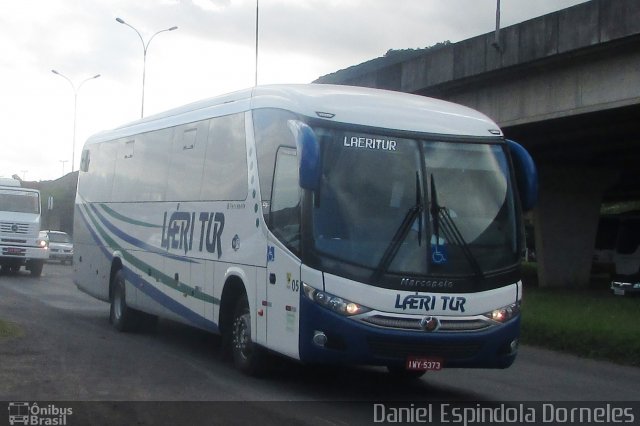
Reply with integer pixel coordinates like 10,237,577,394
310,127,518,280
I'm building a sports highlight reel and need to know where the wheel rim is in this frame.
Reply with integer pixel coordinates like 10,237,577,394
114,286,123,321
233,312,252,361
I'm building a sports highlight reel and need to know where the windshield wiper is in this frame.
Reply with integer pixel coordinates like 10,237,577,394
430,174,484,281
371,172,423,282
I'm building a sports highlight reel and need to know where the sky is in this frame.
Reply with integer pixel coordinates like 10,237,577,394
0,0,590,182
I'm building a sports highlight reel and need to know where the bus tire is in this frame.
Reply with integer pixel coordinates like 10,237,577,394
110,269,138,332
231,294,266,376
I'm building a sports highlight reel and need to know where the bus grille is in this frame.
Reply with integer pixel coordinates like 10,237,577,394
360,315,493,332
367,338,482,360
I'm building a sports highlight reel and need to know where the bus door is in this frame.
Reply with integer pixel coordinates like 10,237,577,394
265,147,302,358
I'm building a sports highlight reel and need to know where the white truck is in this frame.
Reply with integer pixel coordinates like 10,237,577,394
0,178,48,276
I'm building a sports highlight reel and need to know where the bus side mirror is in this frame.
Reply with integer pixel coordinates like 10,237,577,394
507,139,538,212
291,121,321,190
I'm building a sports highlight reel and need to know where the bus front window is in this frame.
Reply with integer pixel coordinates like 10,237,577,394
310,128,519,283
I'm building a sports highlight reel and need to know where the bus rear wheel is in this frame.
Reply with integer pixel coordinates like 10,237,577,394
109,269,158,333
110,270,138,332
231,295,266,376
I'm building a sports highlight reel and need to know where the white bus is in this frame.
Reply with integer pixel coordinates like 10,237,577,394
74,84,537,377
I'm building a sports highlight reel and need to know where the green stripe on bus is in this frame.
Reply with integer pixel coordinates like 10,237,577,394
99,203,162,228
82,204,219,305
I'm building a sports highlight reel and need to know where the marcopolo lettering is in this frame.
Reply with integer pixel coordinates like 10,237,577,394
400,278,454,290
161,210,225,258
343,135,397,151
395,294,466,313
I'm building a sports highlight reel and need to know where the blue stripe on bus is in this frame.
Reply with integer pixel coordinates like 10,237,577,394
123,265,219,332
78,204,115,261
88,203,197,264
78,204,218,333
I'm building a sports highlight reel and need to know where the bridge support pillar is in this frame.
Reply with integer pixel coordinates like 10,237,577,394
533,165,617,288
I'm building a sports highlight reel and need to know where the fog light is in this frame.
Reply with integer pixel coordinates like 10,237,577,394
313,330,327,347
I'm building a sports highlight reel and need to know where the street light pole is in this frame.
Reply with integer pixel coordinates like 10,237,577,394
116,18,178,118
51,70,101,173
59,160,68,176
255,0,259,86
492,0,502,52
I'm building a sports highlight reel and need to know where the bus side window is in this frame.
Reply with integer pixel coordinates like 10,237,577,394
80,149,90,172
270,148,301,254
167,123,207,201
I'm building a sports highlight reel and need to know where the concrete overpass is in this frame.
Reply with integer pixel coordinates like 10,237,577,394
315,0,640,287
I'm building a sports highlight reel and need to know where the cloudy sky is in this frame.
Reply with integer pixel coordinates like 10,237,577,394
1,0,589,181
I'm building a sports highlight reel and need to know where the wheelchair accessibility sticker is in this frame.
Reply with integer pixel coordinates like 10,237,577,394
431,236,448,264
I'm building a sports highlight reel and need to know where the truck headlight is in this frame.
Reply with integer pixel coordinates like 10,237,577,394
37,239,48,249
484,302,520,323
302,283,370,316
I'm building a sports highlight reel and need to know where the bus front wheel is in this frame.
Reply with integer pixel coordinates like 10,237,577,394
231,294,266,376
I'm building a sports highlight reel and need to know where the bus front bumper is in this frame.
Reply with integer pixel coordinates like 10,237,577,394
299,296,519,369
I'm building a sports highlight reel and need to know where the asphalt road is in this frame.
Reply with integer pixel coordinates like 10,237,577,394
1,264,639,425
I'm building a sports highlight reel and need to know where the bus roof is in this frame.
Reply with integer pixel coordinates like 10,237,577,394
85,84,502,145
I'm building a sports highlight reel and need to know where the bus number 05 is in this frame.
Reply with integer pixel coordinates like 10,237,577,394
290,280,300,292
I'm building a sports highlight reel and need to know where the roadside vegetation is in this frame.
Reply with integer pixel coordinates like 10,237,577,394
520,263,640,367
0,319,23,339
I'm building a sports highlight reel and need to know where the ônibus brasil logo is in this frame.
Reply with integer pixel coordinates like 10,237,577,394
7,402,73,426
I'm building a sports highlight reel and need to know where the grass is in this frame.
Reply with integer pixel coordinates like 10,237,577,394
520,286,640,366
0,319,23,339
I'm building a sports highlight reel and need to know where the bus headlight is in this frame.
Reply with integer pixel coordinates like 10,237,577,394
302,283,370,316
484,302,520,323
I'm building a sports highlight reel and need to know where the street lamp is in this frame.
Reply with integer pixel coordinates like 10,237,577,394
115,17,178,118
59,160,68,176
51,70,101,173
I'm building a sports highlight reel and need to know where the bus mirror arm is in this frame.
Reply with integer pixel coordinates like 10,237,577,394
292,121,321,191
506,139,538,212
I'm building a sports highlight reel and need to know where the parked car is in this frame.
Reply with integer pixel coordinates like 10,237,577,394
42,230,74,265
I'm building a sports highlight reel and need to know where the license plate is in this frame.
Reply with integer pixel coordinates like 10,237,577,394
406,356,443,371
4,247,23,254
613,288,625,296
